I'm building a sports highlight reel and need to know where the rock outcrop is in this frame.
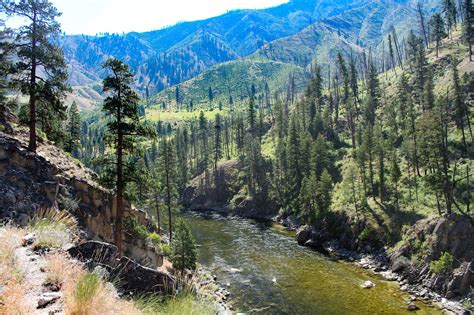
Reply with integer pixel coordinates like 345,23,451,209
68,241,175,294
389,214,474,299
0,130,161,267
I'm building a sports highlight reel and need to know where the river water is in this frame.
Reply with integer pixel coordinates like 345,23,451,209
180,211,442,315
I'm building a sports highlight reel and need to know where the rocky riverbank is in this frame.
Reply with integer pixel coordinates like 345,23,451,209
292,214,474,314
192,267,233,314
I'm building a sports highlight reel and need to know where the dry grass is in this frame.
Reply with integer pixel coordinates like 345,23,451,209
0,226,30,314
30,208,78,249
44,252,83,291
46,252,141,315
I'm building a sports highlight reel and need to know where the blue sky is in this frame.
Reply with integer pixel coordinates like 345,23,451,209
46,0,288,35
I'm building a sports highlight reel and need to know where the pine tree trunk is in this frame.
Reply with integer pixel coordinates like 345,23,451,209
28,12,37,152
115,133,124,257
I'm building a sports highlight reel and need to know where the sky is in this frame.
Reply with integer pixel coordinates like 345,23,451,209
42,0,288,35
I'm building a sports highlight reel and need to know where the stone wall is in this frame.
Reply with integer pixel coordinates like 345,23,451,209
0,131,161,267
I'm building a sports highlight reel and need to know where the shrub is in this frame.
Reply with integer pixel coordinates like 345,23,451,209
124,216,149,240
147,232,161,246
159,244,172,256
430,252,454,274
30,208,77,249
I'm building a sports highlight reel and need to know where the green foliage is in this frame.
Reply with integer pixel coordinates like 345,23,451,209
2,0,69,151
124,216,150,240
159,244,172,256
147,232,161,246
135,293,214,315
170,219,197,273
74,272,100,305
430,252,454,274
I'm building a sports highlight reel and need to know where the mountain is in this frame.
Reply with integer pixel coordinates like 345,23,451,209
62,0,442,110
60,0,370,109
150,0,442,110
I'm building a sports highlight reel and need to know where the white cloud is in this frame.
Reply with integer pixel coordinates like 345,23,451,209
49,0,288,35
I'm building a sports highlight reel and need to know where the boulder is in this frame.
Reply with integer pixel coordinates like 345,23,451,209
22,233,36,246
111,257,175,294
407,301,419,311
68,240,117,265
360,280,375,289
37,292,61,308
296,225,312,245
391,255,410,273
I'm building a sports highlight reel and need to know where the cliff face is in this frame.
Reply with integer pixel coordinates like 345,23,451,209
389,214,474,299
0,130,161,267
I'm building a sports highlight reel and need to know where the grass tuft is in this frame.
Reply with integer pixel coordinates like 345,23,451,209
30,208,77,249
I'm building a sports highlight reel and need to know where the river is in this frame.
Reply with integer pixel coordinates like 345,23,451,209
180,211,442,315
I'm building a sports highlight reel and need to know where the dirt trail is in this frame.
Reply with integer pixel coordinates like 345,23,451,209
14,245,64,314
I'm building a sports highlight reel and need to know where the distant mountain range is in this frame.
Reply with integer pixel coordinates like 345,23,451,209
61,0,442,109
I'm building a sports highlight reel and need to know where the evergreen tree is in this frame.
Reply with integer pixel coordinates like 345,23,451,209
430,13,447,57
2,0,69,152
443,0,458,37
463,0,474,61
170,219,197,274
213,113,223,173
158,138,178,241
101,58,152,254
65,101,81,156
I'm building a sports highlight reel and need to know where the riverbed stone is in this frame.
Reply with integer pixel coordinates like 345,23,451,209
361,280,375,289
296,225,312,245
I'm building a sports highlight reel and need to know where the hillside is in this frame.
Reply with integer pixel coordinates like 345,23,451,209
149,0,444,111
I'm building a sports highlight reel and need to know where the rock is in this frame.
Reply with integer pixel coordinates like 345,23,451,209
68,240,117,265
93,265,110,280
296,225,312,245
110,257,175,294
391,255,410,273
5,191,16,204
37,292,61,308
22,233,36,246
361,280,375,289
407,301,419,311
380,270,398,281
446,262,474,298
400,285,409,291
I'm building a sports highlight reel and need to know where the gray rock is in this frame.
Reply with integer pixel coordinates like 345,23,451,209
296,225,312,245
407,301,419,311
22,233,36,246
37,292,61,308
361,280,375,289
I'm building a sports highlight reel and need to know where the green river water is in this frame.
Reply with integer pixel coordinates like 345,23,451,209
180,211,443,315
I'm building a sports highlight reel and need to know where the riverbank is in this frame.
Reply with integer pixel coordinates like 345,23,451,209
289,215,473,314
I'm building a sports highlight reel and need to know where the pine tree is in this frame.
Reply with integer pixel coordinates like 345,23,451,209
65,101,81,156
213,113,223,174
463,0,474,61
101,58,152,255
2,0,69,152
430,13,447,57
170,219,197,274
443,0,458,37
158,138,178,241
